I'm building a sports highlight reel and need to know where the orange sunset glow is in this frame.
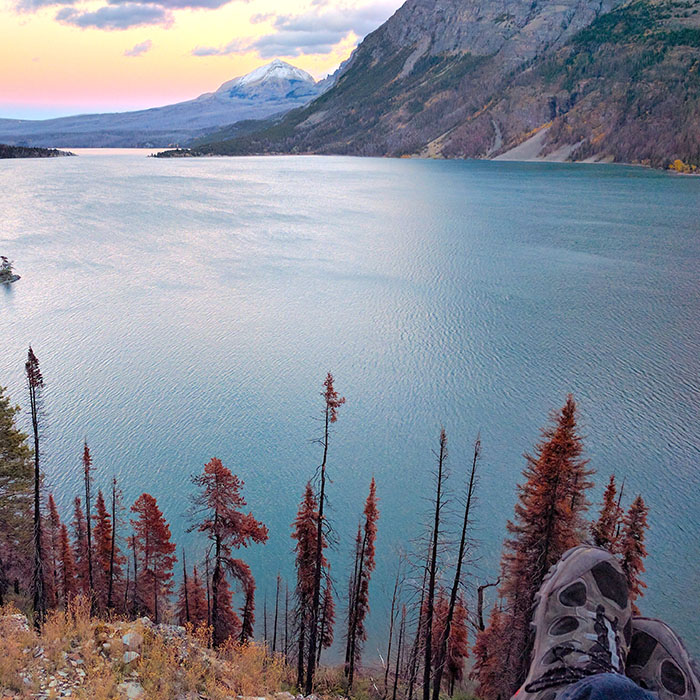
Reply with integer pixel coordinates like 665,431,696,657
0,0,399,118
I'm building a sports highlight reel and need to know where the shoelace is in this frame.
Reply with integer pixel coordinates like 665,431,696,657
524,605,623,693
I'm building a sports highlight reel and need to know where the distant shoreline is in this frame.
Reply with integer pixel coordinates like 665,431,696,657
148,146,700,174
0,144,75,159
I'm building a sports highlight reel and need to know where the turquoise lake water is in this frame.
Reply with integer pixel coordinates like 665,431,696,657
1,151,699,659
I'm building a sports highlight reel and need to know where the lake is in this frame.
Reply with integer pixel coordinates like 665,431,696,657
1,150,699,659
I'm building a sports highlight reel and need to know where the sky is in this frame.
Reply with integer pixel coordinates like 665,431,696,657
0,0,401,119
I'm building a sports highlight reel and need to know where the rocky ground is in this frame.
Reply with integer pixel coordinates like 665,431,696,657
0,608,335,700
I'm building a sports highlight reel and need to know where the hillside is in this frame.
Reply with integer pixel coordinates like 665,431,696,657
0,604,295,699
0,61,328,149
196,0,700,168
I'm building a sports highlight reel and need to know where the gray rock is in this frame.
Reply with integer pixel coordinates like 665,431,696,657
123,650,141,667
274,693,295,700
122,631,144,651
118,681,146,699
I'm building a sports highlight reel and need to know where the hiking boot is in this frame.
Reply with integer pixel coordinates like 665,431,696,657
513,544,633,700
627,618,700,700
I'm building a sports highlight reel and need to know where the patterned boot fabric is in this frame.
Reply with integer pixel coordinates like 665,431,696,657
627,618,700,700
512,545,633,700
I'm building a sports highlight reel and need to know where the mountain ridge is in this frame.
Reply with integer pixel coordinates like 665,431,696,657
0,60,329,148
196,0,700,169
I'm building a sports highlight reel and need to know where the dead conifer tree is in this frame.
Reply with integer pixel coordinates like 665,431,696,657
431,435,480,700
383,559,404,699
273,574,280,652
422,429,448,700
82,441,94,606
306,372,344,693
392,605,407,700
26,347,45,628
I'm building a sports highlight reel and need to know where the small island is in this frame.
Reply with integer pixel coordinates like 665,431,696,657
150,147,201,158
0,144,75,159
0,256,20,284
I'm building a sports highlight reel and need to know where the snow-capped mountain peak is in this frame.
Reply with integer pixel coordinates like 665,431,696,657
0,58,332,147
238,59,315,86
215,59,317,99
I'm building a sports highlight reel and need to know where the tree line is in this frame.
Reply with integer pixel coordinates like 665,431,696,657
0,347,649,698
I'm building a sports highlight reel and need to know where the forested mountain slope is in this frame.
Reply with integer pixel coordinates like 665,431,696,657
198,0,700,168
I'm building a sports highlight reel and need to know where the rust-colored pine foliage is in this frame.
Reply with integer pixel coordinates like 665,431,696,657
44,494,62,609
189,565,209,625
190,457,268,646
130,493,177,623
306,372,345,693
445,598,469,696
429,589,469,695
347,478,379,685
92,489,117,612
474,395,593,699
72,497,90,596
318,569,335,662
82,442,94,598
176,561,211,628
471,604,507,699
591,475,623,551
216,570,243,642
59,522,76,609
619,495,649,613
430,589,450,661
292,482,324,687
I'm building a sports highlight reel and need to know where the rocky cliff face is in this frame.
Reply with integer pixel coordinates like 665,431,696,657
200,0,700,168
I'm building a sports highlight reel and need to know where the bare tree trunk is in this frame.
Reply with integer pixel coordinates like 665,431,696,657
183,550,190,623
153,571,159,624
392,605,407,700
124,557,130,614
383,562,402,699
273,574,280,652
431,436,479,700
205,555,211,630
423,429,448,700
284,582,289,659
615,478,626,539
264,592,268,644
107,478,118,610
316,610,325,666
27,350,45,629
345,523,362,672
407,564,429,700
131,538,138,616
83,442,94,609
348,528,369,688
297,606,306,690
476,579,500,632
305,404,330,694
211,530,222,646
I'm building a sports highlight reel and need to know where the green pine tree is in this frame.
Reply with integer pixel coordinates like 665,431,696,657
0,386,34,605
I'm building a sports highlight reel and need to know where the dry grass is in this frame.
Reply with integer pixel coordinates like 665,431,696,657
1,600,297,699
0,605,37,696
217,640,291,696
